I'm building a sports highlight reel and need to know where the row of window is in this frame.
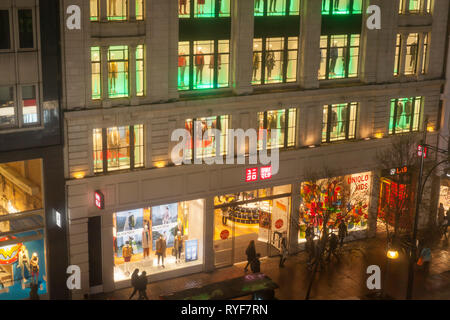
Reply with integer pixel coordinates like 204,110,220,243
0,8,34,50
399,0,432,14
91,97,423,173
90,0,145,21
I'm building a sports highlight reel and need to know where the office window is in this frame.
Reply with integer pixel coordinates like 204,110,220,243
22,85,38,125
108,0,127,20
389,97,422,135
91,47,102,100
257,108,296,149
0,87,15,127
90,0,99,21
421,34,429,74
394,34,401,76
321,0,363,15
319,34,360,80
179,0,230,18
136,0,144,20
136,45,145,96
178,40,229,91
92,124,144,173
404,33,419,75
254,0,300,16
185,115,230,160
252,37,298,85
0,10,11,49
18,9,33,49
322,103,357,143
108,46,129,98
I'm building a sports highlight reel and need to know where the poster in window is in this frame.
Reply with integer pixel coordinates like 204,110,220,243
185,239,198,262
151,203,178,248
115,209,144,257
271,198,288,250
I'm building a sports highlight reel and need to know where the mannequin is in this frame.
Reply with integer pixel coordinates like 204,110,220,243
195,48,205,84
108,127,120,166
339,106,348,134
405,100,412,126
30,253,39,285
109,62,118,94
174,231,184,263
253,52,260,81
109,0,117,16
179,0,188,15
329,41,338,76
265,51,275,79
142,224,150,259
331,108,338,133
342,46,348,74
269,0,277,12
209,54,222,70
156,235,166,267
409,42,418,69
178,52,187,86
197,0,205,14
396,102,404,128
122,240,133,275
17,245,30,283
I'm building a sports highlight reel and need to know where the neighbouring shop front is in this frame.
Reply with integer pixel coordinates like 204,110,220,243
439,178,450,212
298,171,373,242
213,184,291,267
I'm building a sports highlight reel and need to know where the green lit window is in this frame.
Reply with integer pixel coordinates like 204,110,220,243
185,115,230,160
421,34,429,74
322,103,357,143
252,37,298,85
108,0,127,21
399,0,432,14
319,34,360,80
108,45,129,98
91,47,102,100
394,34,401,76
389,97,422,135
404,33,419,75
254,0,300,16
136,45,145,96
136,0,144,20
178,40,229,91
257,108,296,150
321,0,362,15
93,124,144,173
90,0,99,21
179,0,230,18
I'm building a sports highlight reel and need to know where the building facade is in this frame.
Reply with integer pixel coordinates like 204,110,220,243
61,0,449,298
0,0,68,299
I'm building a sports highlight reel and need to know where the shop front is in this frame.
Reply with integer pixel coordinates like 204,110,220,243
439,178,450,212
213,184,291,267
298,171,373,242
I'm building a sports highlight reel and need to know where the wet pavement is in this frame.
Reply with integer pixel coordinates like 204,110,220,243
91,233,450,300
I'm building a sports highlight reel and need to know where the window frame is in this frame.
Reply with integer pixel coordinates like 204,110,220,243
321,0,363,15
0,86,17,129
257,108,297,150
179,0,231,19
389,97,423,135
107,45,130,99
322,102,358,143
254,0,301,17
16,7,35,51
0,9,12,51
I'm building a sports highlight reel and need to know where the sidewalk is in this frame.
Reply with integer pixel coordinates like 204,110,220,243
91,234,450,300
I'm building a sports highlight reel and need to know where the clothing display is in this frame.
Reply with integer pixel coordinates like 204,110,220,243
195,51,205,84
109,0,117,16
174,234,184,261
107,128,120,165
329,44,338,75
109,62,118,92
179,0,187,15
269,0,277,12
17,246,30,282
339,106,348,134
334,0,340,10
197,0,205,14
255,0,262,11
30,254,39,285
156,237,167,266
178,55,187,85
265,51,275,79
209,54,221,70
142,227,151,258
410,42,418,68
405,100,412,125
253,53,260,80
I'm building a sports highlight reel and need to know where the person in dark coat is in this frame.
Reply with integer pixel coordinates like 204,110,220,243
244,240,257,272
128,268,140,299
327,233,340,262
279,237,288,268
338,221,348,248
251,253,261,273
137,271,149,300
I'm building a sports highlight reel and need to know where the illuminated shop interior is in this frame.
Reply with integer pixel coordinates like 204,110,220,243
213,185,291,267
322,102,358,143
321,0,363,15
0,159,47,300
254,0,300,16
113,199,204,282
178,0,230,18
257,109,296,149
388,97,422,135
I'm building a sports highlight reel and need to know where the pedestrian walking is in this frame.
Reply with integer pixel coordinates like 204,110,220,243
251,253,261,273
244,240,257,272
128,268,140,299
326,232,340,262
137,271,149,300
338,220,348,248
279,237,288,268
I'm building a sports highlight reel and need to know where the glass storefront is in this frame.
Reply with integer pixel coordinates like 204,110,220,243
0,159,47,300
298,172,372,242
439,180,450,211
113,199,204,282
213,185,291,267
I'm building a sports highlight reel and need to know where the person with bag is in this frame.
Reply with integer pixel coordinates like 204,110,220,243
338,221,348,248
129,269,140,299
137,271,149,300
244,240,256,272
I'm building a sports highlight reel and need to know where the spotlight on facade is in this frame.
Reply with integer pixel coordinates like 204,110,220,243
73,172,86,179
427,126,435,132
387,248,399,260
155,161,166,168
374,133,384,139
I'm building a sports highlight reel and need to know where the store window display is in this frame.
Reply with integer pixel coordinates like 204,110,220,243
322,102,357,143
213,185,291,266
389,97,422,135
178,40,229,91
0,159,47,300
107,0,127,21
321,0,362,15
252,37,298,85
108,46,129,98
185,115,230,160
298,172,372,242
404,33,419,75
257,108,296,150
92,124,144,173
90,0,99,21
91,47,102,100
400,0,432,14
319,34,360,80
0,86,15,128
113,200,204,282
136,45,145,96
254,0,300,16
179,0,230,18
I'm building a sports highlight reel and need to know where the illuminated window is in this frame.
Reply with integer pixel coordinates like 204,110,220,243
21,85,38,125
252,37,298,85
394,34,401,76
91,47,102,99
399,0,432,14
404,33,419,75
90,0,99,21
319,34,360,80
321,0,363,15
93,124,144,173
394,33,429,76
421,34,429,74
0,87,15,128
257,108,296,149
136,0,144,20
136,45,145,96
254,0,300,16
185,115,230,160
389,97,422,135
179,0,230,18
322,102,357,142
108,45,129,98
108,0,127,21
178,40,229,91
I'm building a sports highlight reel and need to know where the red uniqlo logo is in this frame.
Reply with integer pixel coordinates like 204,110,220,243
417,145,428,158
246,168,258,182
260,166,272,180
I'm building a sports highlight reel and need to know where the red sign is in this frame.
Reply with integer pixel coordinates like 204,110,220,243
417,145,428,158
275,219,283,229
220,230,229,240
94,190,104,209
245,168,258,182
260,166,272,180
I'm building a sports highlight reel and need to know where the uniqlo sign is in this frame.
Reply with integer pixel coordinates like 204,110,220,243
260,166,272,180
94,190,105,209
246,168,258,182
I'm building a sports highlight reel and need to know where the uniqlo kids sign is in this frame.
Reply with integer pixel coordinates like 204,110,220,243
245,166,273,182
94,190,105,209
